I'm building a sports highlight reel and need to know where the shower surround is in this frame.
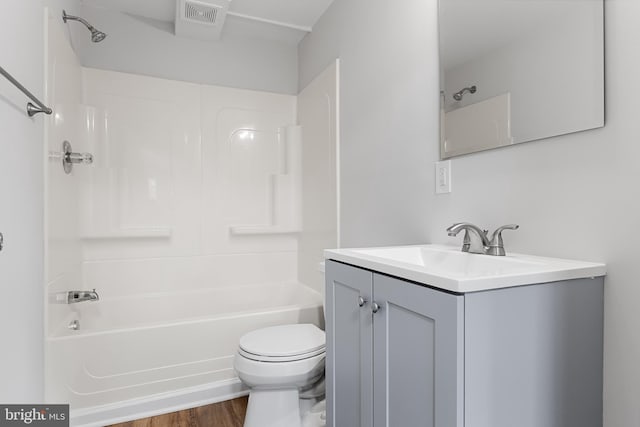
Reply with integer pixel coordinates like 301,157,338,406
44,13,335,426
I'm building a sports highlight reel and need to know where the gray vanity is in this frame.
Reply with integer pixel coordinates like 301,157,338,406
324,245,606,427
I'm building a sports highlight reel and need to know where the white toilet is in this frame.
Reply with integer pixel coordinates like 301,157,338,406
234,323,326,427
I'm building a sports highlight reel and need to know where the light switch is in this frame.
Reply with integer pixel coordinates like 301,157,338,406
435,160,451,194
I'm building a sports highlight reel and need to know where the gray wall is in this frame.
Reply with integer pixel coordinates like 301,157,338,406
73,6,299,94
0,0,80,402
299,0,640,426
299,0,439,247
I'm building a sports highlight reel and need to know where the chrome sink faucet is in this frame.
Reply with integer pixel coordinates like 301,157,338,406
446,222,519,256
446,222,489,254
67,289,100,303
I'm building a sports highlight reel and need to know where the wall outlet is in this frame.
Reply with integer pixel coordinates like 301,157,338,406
435,160,451,194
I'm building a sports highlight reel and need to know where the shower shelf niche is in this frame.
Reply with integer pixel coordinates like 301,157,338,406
228,126,302,236
229,172,301,235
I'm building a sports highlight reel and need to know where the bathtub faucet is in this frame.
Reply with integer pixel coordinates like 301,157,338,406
67,289,100,303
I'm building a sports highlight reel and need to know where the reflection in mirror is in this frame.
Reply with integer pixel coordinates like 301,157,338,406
439,0,604,159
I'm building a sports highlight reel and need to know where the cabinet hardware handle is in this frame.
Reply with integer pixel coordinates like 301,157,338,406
372,302,380,313
358,296,367,307
0,232,3,251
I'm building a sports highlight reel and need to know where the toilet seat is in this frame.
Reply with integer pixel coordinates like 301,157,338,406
239,324,325,363
239,346,325,363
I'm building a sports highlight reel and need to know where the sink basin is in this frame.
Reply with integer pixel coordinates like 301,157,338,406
352,246,544,275
325,244,606,293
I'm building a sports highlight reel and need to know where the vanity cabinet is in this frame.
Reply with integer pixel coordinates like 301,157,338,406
325,260,604,427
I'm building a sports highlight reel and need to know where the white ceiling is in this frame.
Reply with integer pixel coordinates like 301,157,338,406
81,0,334,44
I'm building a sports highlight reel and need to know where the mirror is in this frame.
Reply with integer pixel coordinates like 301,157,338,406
439,0,604,158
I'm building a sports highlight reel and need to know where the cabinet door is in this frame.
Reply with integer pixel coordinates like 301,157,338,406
373,274,464,427
326,261,374,427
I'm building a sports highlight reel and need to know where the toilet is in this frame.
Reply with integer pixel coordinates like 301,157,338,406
234,323,326,427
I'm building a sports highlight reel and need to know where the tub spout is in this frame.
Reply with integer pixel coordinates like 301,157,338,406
67,289,100,303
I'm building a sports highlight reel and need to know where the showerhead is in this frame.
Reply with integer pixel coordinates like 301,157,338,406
453,85,477,101
62,10,107,43
91,29,107,43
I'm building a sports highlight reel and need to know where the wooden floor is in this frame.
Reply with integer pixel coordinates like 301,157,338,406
108,396,248,427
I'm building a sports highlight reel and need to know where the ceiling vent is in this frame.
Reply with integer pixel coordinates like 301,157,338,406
175,0,231,41
184,1,219,25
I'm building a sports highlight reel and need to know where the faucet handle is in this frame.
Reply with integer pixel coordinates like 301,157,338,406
487,224,519,256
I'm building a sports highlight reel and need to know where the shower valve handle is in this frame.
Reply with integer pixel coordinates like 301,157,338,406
66,151,94,165
62,141,94,174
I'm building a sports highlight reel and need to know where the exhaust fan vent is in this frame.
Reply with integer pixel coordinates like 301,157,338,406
175,0,230,40
184,0,219,25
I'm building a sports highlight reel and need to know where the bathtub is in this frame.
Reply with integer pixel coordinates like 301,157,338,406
46,282,323,427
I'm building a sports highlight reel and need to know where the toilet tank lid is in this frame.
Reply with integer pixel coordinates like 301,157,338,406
239,324,325,357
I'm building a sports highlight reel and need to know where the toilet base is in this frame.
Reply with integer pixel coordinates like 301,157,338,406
244,389,300,427
302,400,327,427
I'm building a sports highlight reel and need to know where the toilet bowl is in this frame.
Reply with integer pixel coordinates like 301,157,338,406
234,323,326,427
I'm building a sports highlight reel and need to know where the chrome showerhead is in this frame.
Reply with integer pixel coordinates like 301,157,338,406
91,29,107,43
452,85,477,101
62,10,107,43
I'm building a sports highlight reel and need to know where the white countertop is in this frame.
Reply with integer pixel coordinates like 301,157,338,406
324,244,606,293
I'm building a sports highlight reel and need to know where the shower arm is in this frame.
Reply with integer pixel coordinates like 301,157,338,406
62,10,107,42
62,11,93,29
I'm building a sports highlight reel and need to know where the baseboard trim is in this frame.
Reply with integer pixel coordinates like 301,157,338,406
70,379,249,427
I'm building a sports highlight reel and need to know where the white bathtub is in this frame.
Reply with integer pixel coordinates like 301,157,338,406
46,282,323,426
